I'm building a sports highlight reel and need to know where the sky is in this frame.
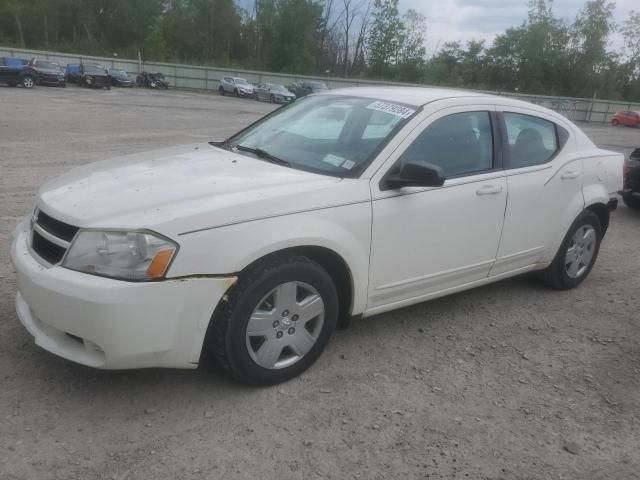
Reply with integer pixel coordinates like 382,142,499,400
400,0,636,55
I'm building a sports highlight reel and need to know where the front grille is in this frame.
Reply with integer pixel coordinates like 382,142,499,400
32,230,67,264
30,210,79,265
37,210,78,242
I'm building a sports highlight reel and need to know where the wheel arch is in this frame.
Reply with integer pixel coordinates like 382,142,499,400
585,202,610,235
236,246,355,329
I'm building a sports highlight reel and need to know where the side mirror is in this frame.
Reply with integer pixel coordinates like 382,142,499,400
381,161,445,191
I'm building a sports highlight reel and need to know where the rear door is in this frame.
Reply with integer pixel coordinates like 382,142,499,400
491,107,583,276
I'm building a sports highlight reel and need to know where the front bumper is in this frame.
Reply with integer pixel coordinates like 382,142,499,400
10,225,236,369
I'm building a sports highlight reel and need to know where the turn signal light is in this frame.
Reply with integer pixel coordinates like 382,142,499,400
146,249,175,279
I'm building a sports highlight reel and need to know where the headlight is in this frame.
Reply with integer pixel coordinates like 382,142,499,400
62,230,178,281
86,76,93,83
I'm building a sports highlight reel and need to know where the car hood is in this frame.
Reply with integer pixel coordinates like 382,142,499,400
37,143,369,238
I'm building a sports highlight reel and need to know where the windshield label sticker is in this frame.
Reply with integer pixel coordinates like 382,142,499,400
322,154,346,167
366,101,415,119
341,160,356,170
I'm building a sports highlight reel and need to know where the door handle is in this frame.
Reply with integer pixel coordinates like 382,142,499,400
561,171,580,180
476,185,503,196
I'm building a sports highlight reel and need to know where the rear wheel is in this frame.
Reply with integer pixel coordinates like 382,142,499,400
218,86,225,96
206,254,338,386
612,119,619,126
21,75,34,89
622,194,640,210
234,88,239,97
539,211,602,289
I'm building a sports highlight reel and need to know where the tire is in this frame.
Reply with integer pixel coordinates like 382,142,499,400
106,85,111,90
622,194,640,210
270,94,275,103
234,88,239,97
21,75,34,89
539,210,602,290
219,86,225,96
612,119,619,126
206,254,339,386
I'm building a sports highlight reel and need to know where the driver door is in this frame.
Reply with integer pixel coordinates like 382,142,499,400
367,106,507,314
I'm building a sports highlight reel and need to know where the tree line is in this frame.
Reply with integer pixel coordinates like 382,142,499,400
1,0,638,101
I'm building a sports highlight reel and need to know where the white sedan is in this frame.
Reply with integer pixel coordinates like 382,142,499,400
11,87,623,385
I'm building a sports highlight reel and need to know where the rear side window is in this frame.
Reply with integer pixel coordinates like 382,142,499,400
5,58,26,68
503,113,559,168
398,111,494,178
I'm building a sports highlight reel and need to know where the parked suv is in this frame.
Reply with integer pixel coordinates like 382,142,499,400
219,77,254,97
26,59,66,87
620,147,640,209
0,57,30,87
11,88,623,386
79,64,110,89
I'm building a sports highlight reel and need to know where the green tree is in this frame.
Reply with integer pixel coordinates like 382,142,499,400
569,0,616,97
396,9,426,82
367,0,403,78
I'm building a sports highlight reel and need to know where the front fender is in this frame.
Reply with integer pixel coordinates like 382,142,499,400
168,202,372,315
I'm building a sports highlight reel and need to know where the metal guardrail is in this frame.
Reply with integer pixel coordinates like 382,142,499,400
2,46,639,124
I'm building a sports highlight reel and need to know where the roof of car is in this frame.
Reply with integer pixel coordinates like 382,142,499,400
325,86,499,107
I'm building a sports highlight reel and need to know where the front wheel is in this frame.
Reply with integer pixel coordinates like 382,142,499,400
612,119,619,126
623,194,640,210
21,75,34,88
539,211,602,289
206,254,338,386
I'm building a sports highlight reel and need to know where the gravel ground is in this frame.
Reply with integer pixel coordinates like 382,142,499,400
1,86,639,480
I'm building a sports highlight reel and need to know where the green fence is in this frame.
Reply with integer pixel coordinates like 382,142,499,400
2,46,639,124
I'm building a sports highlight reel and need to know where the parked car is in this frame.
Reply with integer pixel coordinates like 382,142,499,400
255,83,296,103
65,64,81,84
136,71,168,89
108,69,134,87
619,147,640,209
289,81,328,97
0,57,30,87
26,59,66,87
79,64,111,89
612,110,640,127
11,88,623,386
219,76,254,97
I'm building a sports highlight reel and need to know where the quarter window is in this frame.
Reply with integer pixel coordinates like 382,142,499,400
503,113,558,168
398,111,494,178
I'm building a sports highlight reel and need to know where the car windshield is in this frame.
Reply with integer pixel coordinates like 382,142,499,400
272,85,288,92
84,65,105,74
235,78,249,85
310,83,328,90
111,70,127,77
226,95,416,177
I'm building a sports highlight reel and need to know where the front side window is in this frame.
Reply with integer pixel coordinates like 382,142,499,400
503,113,558,168
227,95,417,176
397,111,494,178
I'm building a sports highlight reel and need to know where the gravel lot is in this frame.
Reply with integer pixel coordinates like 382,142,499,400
1,86,639,480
